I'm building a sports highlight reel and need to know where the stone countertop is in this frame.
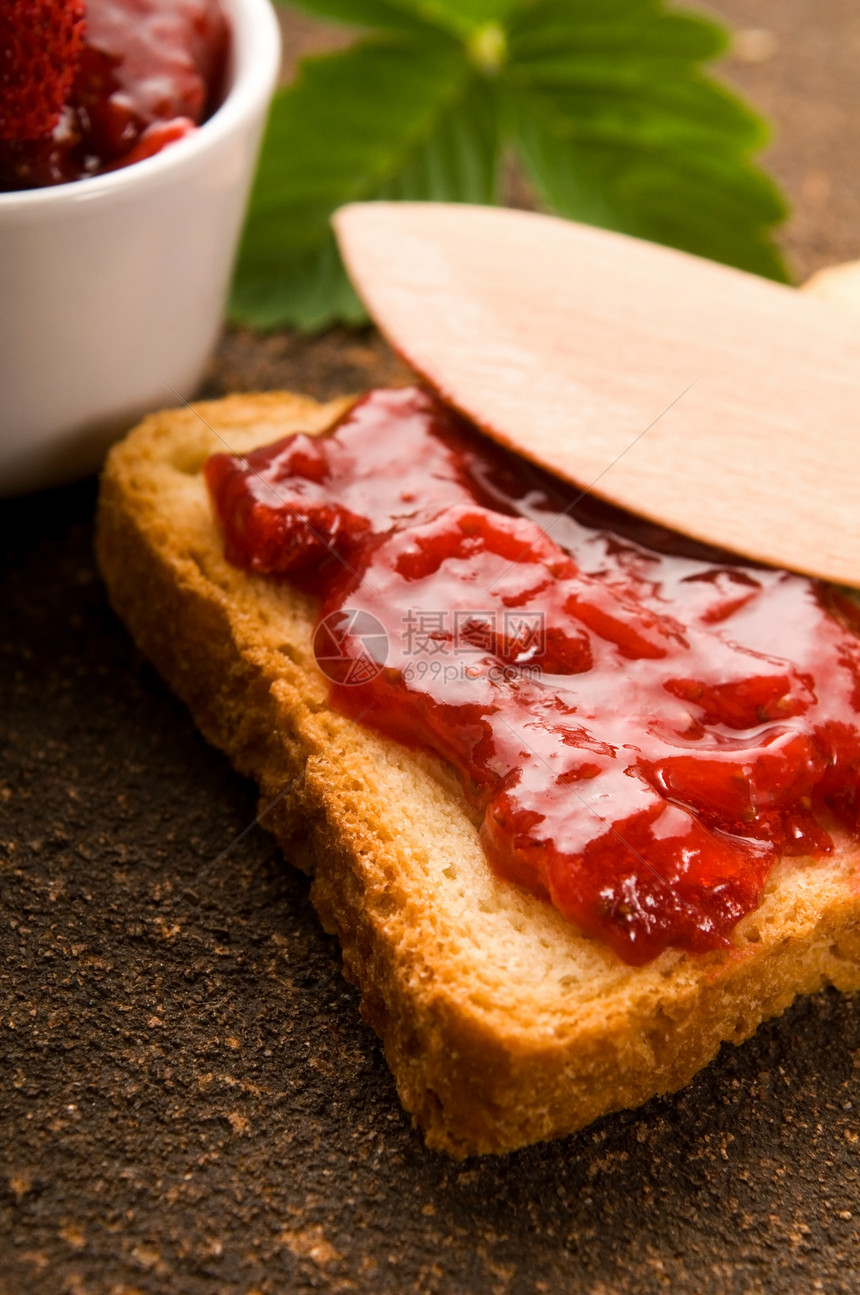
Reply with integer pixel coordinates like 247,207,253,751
4,1,860,1290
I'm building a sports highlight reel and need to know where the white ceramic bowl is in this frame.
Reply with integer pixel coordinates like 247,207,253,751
0,0,281,494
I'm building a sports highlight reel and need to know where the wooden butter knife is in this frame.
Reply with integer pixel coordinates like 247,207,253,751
334,202,860,588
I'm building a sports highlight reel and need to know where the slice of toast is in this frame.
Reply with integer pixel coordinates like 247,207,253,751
96,390,860,1158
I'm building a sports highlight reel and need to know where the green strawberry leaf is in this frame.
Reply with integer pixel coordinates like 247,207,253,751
510,100,787,278
231,36,499,331
381,0,519,40
231,0,790,331
274,0,432,35
504,2,787,278
282,0,518,39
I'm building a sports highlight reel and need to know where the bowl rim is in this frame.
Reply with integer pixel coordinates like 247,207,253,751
0,0,282,212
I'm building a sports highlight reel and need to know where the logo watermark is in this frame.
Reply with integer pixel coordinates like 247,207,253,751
402,608,545,660
314,606,547,686
314,608,389,685
403,659,542,686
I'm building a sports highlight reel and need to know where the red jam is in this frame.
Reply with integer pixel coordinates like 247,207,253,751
205,387,860,965
0,0,229,191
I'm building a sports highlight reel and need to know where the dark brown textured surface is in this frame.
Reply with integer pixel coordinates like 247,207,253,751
4,2,860,1290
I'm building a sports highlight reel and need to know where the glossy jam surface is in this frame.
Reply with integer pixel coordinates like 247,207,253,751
0,0,228,190
206,387,860,964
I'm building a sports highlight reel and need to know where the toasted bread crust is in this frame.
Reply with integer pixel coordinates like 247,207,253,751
96,392,860,1157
